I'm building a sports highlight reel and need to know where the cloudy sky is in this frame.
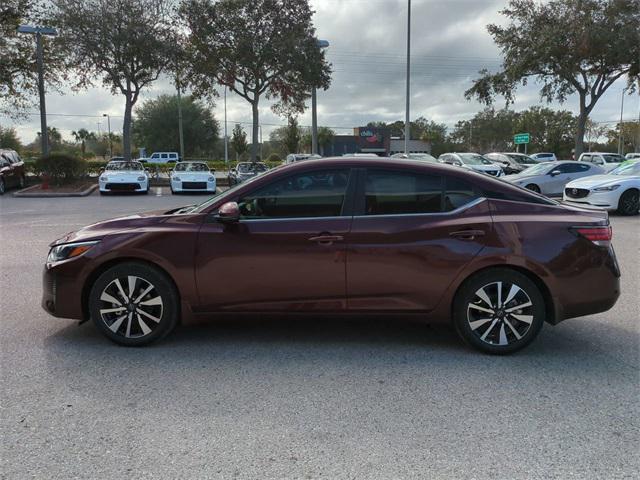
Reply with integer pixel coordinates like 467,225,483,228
2,0,637,146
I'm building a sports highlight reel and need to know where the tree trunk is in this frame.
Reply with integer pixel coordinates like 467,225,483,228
123,93,133,161
574,94,587,160
251,100,259,163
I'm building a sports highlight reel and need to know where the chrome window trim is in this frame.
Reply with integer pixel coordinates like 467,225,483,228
240,215,352,223
353,197,487,219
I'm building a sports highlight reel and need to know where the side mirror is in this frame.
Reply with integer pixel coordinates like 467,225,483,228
216,201,240,223
550,169,561,176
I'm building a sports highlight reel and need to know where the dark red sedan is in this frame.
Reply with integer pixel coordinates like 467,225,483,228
42,157,620,353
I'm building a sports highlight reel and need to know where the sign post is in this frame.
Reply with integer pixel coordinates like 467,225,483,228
514,133,530,154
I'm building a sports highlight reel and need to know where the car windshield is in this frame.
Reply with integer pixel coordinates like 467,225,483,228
610,162,640,176
602,154,624,163
506,154,536,164
174,162,209,172
105,161,143,171
520,163,553,175
459,153,492,165
237,163,267,173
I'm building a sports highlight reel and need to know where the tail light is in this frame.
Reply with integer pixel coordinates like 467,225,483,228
571,226,612,247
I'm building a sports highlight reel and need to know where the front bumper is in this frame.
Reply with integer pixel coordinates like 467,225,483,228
99,180,148,192
562,190,619,210
171,178,216,192
42,258,89,320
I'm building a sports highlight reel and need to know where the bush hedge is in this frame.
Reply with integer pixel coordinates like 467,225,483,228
33,154,87,185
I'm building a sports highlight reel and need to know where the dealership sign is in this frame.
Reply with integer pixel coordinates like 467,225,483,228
514,133,530,144
355,127,388,151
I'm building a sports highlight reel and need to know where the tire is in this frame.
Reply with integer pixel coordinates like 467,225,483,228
89,262,179,346
18,174,25,189
525,184,540,193
453,268,545,354
617,189,639,216
99,190,109,196
0,178,5,195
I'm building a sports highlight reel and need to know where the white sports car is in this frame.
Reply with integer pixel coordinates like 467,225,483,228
502,161,604,196
170,162,216,194
99,161,149,194
563,161,640,215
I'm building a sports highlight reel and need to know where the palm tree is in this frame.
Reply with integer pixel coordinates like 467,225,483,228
72,128,96,158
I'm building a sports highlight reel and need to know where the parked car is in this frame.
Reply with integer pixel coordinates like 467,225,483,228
530,152,557,162
42,157,620,354
228,162,269,185
578,152,625,172
170,162,216,194
484,152,539,175
0,148,26,194
563,161,640,215
438,153,504,177
624,153,640,160
502,161,604,196
391,153,438,162
99,161,149,194
139,152,180,164
285,153,321,164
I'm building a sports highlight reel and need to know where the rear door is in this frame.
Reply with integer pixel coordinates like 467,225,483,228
346,168,492,312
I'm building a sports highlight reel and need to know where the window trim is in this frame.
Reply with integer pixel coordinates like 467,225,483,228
352,197,487,219
234,167,356,221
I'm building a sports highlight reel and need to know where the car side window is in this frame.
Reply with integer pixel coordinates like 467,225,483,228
559,163,585,173
161,153,168,159
238,169,350,219
444,177,479,211
365,170,442,215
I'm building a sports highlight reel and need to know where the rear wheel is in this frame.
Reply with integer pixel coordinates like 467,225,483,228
453,268,545,354
89,262,179,346
617,189,639,216
525,183,540,193
0,178,5,195
18,174,25,189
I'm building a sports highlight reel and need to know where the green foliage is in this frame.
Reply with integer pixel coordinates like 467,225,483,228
133,94,219,156
283,117,301,154
230,124,248,159
181,0,332,161
266,153,281,163
0,125,22,151
465,0,640,157
34,153,87,184
71,128,96,157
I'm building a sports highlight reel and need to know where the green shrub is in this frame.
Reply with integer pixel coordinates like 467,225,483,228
33,154,87,185
266,153,281,163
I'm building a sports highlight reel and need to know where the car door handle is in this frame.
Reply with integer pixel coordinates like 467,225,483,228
449,229,485,240
308,234,344,245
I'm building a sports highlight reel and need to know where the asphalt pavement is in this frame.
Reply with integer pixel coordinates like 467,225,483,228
1,191,638,479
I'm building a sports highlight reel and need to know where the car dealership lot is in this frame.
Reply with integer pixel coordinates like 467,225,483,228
1,194,638,479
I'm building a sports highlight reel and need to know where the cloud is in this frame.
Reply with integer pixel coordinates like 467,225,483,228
1,0,635,146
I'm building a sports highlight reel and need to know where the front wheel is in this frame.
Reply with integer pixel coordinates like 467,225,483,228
89,262,179,346
18,174,26,189
0,178,5,195
525,184,540,193
617,189,639,216
453,268,545,354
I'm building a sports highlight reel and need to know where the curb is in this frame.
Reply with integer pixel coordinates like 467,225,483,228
13,183,98,198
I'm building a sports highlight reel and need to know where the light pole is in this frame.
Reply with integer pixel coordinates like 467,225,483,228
17,25,57,157
618,87,627,155
102,114,112,158
224,86,228,164
404,0,411,154
312,39,330,155
176,74,185,161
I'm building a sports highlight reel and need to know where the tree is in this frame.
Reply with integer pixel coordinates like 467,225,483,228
317,126,335,156
53,0,177,160
584,119,609,152
230,124,248,160
35,127,62,151
181,0,332,162
283,117,301,154
514,107,576,157
133,95,219,157
606,121,640,154
450,108,519,152
465,0,640,159
0,0,65,116
71,128,96,157
0,125,23,151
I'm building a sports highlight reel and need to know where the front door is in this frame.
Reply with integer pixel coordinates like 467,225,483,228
195,168,354,312
347,168,492,311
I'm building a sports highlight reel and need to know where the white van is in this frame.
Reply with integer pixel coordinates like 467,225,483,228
140,152,180,164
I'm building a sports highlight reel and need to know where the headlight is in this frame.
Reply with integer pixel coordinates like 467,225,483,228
47,241,99,263
137,176,146,181
100,176,108,182
173,176,181,181
593,184,620,192
208,176,215,182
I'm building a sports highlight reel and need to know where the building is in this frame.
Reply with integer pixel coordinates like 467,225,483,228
323,127,431,157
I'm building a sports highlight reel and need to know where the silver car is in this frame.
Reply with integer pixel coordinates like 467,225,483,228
502,161,605,196
438,153,504,177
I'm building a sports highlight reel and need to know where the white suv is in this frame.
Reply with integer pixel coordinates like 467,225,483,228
578,152,624,173
530,152,557,162
140,152,180,164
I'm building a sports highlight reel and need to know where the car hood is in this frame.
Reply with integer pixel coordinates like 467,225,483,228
566,174,636,189
467,164,501,171
49,208,186,247
102,170,146,177
503,173,538,182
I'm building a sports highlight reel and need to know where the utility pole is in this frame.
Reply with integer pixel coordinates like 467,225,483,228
224,86,228,164
312,40,330,155
176,75,185,161
404,0,411,155
618,87,626,155
103,114,112,158
17,25,57,156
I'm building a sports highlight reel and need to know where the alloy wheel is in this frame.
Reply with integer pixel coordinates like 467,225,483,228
98,275,164,339
466,281,534,346
618,190,639,215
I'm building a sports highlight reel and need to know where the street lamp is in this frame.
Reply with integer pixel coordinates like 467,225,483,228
102,114,112,158
404,0,411,154
16,25,58,157
312,39,330,155
618,87,627,155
